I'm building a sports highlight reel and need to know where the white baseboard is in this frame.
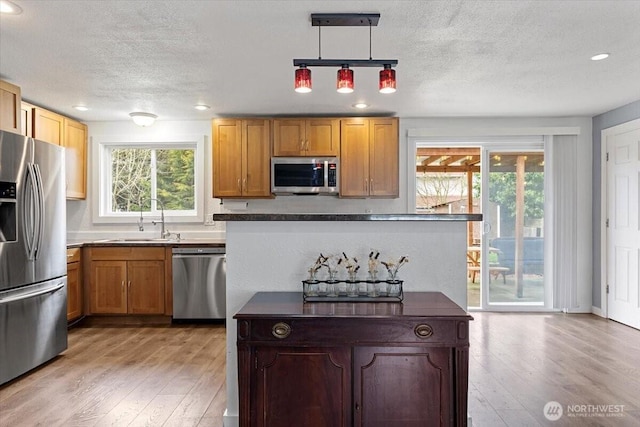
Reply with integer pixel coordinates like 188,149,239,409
591,306,604,317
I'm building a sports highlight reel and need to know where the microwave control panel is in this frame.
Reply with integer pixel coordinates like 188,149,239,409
328,163,337,187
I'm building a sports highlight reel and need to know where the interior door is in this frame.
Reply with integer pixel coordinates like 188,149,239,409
607,125,640,329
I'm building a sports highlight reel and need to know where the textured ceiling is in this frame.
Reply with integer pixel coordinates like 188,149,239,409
1,0,639,122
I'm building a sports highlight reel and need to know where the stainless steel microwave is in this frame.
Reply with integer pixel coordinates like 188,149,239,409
271,157,339,195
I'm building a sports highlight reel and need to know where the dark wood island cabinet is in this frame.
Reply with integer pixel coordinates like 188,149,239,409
234,292,472,427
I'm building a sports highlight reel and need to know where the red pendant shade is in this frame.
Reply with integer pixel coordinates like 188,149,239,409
379,65,396,94
336,66,354,93
294,66,312,93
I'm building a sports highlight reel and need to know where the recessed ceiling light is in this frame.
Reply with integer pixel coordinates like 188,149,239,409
353,103,369,109
73,105,89,111
0,0,22,14
194,104,211,111
591,53,609,61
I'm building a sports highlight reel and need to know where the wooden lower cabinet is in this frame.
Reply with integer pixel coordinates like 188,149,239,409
87,247,166,315
66,248,82,321
255,346,351,426
354,346,451,426
235,292,472,427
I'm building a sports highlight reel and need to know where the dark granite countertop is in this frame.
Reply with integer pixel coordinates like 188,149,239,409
213,213,482,222
67,238,225,248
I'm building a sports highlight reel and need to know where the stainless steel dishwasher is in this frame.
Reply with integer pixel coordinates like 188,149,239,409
172,247,226,321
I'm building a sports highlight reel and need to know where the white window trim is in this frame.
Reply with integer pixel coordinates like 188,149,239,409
92,134,205,224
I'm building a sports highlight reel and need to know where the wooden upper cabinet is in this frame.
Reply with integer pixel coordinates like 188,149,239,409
33,107,65,145
273,118,340,157
20,102,34,137
0,80,21,133
243,119,272,197
340,118,398,198
63,118,87,199
340,119,370,197
213,119,243,197
369,118,399,197
213,118,271,198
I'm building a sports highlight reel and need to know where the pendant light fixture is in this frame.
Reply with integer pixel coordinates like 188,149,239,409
294,65,312,93
379,64,396,93
337,65,354,93
293,13,398,94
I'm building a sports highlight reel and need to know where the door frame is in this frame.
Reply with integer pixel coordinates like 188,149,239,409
600,118,640,319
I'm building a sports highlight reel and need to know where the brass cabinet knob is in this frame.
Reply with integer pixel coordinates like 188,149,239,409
414,324,433,339
272,322,292,339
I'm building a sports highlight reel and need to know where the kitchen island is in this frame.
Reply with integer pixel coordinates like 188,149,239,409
216,213,481,427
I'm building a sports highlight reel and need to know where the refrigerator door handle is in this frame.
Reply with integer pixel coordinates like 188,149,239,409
32,163,45,259
0,282,65,305
21,163,44,260
22,163,37,260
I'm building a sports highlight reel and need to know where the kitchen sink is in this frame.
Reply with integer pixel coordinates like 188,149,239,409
92,238,171,243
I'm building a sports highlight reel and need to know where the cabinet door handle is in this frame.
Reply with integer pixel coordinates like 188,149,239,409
243,178,247,191
237,178,241,191
370,179,374,193
272,322,291,339
415,324,434,338
364,179,368,192
127,281,131,289
121,281,125,290
305,140,309,151
300,139,304,151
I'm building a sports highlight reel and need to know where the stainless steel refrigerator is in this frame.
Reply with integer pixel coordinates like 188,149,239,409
0,130,67,385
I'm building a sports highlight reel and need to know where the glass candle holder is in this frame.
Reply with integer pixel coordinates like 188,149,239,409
346,281,359,297
326,282,338,297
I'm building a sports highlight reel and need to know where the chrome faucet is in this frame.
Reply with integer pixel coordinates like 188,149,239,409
137,198,170,239
150,198,170,239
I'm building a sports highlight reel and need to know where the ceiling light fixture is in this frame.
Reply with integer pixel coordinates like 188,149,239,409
194,104,211,111
129,112,157,127
293,13,398,94
0,0,22,14
353,102,369,109
591,53,609,61
72,105,89,111
337,65,354,93
294,65,312,93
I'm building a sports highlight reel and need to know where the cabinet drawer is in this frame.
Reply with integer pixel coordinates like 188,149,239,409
239,318,458,346
66,248,81,263
89,246,165,261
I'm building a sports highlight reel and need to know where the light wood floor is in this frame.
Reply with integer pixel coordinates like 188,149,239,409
1,314,639,426
0,323,226,427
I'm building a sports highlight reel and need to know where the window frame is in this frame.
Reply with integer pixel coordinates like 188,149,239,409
93,134,205,224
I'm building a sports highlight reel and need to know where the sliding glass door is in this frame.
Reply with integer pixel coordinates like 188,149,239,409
414,141,547,310
482,150,545,307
